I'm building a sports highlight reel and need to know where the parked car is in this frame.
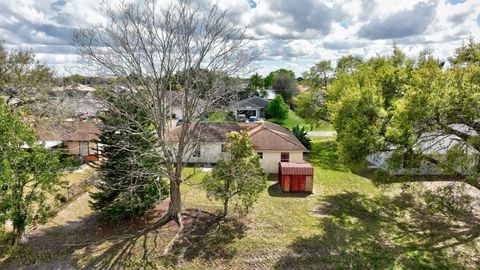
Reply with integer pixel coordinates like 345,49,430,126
176,119,184,126
237,114,247,122
248,116,257,122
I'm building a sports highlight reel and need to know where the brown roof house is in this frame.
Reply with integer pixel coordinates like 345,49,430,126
167,121,308,173
36,120,101,162
243,121,308,173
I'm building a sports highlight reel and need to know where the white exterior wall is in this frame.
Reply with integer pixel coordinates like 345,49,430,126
183,143,225,164
170,142,305,173
258,151,304,174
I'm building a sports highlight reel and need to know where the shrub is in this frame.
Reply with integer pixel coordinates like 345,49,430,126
266,95,289,120
291,125,312,150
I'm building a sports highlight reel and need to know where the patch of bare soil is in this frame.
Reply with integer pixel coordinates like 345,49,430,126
3,190,249,270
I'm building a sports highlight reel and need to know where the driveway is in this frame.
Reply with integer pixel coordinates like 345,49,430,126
307,131,337,137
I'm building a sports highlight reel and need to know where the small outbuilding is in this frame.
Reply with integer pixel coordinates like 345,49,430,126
278,162,314,193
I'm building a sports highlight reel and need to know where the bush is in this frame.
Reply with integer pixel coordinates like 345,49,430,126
60,155,82,169
266,95,289,120
291,125,312,150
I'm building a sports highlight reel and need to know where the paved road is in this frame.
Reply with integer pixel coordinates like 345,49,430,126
307,131,337,137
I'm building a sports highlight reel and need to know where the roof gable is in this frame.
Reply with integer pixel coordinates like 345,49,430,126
36,121,100,142
233,97,270,109
246,122,308,151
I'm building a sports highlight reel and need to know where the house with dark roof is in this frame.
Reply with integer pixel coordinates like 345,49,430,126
167,121,308,173
231,97,270,120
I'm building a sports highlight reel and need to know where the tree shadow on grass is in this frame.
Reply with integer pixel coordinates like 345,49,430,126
2,206,247,270
167,209,246,265
274,190,480,270
267,182,311,198
308,140,349,172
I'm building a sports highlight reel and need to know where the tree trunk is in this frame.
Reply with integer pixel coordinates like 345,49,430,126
12,225,24,245
168,179,182,224
222,199,229,218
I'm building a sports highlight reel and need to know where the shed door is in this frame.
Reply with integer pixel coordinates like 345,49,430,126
290,175,299,192
299,176,306,192
283,176,290,192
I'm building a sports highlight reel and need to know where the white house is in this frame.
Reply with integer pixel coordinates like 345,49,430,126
231,97,270,120
167,121,308,173
367,125,478,175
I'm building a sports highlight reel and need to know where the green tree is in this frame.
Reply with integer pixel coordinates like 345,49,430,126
294,89,329,128
272,74,298,106
291,125,312,150
329,44,480,189
239,73,266,99
448,37,480,66
203,131,267,217
0,98,62,243
90,90,168,219
266,95,289,120
302,60,333,90
336,55,363,75
264,68,295,88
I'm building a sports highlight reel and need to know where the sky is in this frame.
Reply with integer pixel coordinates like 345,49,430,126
0,0,479,77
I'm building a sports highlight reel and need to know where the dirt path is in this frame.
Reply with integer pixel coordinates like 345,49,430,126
29,191,98,237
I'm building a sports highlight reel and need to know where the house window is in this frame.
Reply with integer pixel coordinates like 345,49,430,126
258,152,263,159
281,152,289,162
193,146,201,157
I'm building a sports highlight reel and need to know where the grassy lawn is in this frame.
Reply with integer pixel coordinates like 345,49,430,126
267,110,334,131
205,111,233,122
1,139,479,269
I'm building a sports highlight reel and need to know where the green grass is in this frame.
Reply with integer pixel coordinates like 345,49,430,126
267,110,334,131
206,111,233,122
2,139,479,269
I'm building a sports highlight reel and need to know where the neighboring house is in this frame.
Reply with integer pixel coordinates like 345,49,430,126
367,125,478,175
52,84,105,116
165,91,183,120
167,122,244,164
36,120,101,162
231,97,270,120
167,121,308,173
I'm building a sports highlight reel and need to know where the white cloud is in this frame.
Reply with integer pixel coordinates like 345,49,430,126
0,0,479,76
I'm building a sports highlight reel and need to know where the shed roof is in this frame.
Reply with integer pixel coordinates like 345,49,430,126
279,162,314,175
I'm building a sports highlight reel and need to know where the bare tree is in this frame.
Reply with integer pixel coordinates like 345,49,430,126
74,0,256,228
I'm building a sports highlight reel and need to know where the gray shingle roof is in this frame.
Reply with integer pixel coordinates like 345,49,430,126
232,97,270,109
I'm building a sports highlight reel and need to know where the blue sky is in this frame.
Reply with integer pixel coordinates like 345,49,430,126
0,0,479,77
